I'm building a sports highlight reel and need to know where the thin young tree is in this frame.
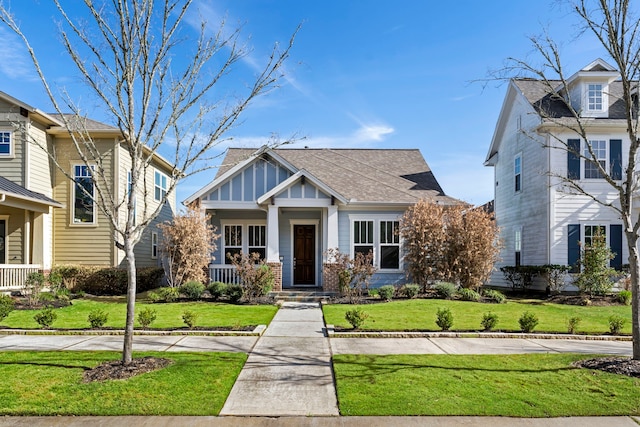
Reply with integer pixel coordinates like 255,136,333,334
0,0,297,364
496,0,640,358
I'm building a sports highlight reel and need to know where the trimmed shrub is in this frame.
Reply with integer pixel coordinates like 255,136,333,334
182,310,199,329
226,283,244,304
567,316,581,334
575,229,615,296
481,312,498,331
400,284,420,299
55,265,163,296
435,307,453,331
519,311,539,333
377,285,395,301
87,309,109,328
0,294,15,321
179,281,205,300
434,282,457,299
345,308,369,329
23,272,45,306
458,288,481,302
617,290,632,306
483,288,507,304
34,308,57,329
137,307,157,329
208,282,227,300
608,315,626,335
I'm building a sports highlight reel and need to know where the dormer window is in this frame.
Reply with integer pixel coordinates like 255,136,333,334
587,84,603,111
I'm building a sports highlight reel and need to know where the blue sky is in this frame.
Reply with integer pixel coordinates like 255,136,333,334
0,1,609,205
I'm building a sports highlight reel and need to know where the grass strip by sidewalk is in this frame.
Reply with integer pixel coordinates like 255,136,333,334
1,300,278,330
323,299,632,334
334,353,640,417
0,351,246,415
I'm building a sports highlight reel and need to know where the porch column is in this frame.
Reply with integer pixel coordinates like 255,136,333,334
326,205,339,253
267,204,280,262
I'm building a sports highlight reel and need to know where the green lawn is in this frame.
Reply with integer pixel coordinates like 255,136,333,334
323,299,632,334
1,299,278,330
0,351,245,415
334,353,640,416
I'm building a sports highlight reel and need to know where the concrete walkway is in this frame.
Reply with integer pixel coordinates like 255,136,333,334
220,302,339,416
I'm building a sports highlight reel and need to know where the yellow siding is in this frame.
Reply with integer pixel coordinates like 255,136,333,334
0,207,25,264
0,98,26,186
26,121,54,197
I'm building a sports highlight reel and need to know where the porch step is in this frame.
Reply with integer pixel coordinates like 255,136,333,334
270,290,337,303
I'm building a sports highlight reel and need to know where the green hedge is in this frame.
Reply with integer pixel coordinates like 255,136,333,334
52,265,164,296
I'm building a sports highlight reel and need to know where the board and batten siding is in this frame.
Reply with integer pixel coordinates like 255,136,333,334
52,139,115,266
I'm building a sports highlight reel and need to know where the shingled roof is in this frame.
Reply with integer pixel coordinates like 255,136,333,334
0,176,63,208
215,147,458,205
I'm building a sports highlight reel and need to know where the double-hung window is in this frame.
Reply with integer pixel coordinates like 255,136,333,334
154,171,168,201
351,217,401,271
584,140,606,179
0,131,11,156
151,231,158,259
514,228,522,266
587,84,603,111
514,155,522,192
224,225,243,263
222,223,267,264
73,165,95,224
248,225,266,260
584,225,606,246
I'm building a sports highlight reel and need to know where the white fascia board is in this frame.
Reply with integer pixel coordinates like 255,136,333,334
485,81,519,164
199,200,262,210
256,169,348,205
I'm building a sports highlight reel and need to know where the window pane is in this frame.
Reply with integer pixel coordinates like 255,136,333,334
248,247,266,260
224,248,242,264
380,246,399,269
354,245,373,259
74,177,94,222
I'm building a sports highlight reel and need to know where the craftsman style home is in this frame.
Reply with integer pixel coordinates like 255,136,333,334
186,147,457,291
0,91,176,289
484,59,629,287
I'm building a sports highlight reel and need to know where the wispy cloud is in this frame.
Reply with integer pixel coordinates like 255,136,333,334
0,27,37,80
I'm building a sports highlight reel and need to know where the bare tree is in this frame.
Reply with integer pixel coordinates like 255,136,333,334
0,0,297,364
496,0,640,358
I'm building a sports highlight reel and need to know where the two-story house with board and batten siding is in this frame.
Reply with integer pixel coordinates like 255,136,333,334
0,91,176,290
185,146,459,292
485,59,630,289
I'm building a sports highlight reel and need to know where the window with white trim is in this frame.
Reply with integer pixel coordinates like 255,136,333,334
224,225,243,264
514,228,522,266
222,223,267,264
587,83,603,111
351,217,402,271
248,225,266,260
151,231,158,259
0,131,11,156
584,225,606,246
154,170,168,201
514,155,522,192
584,140,607,179
73,165,95,224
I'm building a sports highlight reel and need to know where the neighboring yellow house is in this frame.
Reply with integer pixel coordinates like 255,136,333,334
0,91,176,289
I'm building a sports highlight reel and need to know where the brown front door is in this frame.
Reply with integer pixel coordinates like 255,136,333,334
294,224,315,285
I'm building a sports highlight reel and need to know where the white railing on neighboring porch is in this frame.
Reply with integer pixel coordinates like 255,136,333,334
0,264,42,290
209,264,241,284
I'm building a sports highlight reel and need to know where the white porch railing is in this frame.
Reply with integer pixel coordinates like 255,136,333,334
209,264,241,284
0,264,42,290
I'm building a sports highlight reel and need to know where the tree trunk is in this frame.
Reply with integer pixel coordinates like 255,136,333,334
628,237,640,360
122,238,137,365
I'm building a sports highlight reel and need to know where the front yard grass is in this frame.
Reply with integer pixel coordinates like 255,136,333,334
0,351,245,415
1,299,278,330
334,353,640,416
323,299,632,334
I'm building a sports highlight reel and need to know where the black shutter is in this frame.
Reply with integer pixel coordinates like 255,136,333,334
567,139,581,179
568,224,581,272
610,224,623,270
610,139,622,180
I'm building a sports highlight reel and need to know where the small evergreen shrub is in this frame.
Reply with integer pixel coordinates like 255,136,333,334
400,284,420,299
158,287,180,302
518,311,539,333
345,308,369,329
226,283,244,303
608,315,626,335
617,290,632,306
481,312,498,331
0,294,15,321
87,309,109,328
137,307,157,329
483,288,507,304
208,282,227,300
33,308,57,329
458,288,481,302
434,282,457,299
182,310,199,329
377,285,395,301
179,281,205,300
24,272,46,306
567,316,581,334
435,307,453,331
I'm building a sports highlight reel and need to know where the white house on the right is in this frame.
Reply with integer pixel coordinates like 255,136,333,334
484,59,630,287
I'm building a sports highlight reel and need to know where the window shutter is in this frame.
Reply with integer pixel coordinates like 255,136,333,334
610,224,623,270
568,224,581,272
567,139,581,179
610,139,622,180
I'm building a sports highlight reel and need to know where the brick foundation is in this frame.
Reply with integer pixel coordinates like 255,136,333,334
267,262,283,291
322,263,340,292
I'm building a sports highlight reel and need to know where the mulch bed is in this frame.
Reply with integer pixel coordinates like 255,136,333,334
573,357,640,377
83,356,173,383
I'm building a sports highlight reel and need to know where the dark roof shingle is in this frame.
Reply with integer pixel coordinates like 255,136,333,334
0,176,63,207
